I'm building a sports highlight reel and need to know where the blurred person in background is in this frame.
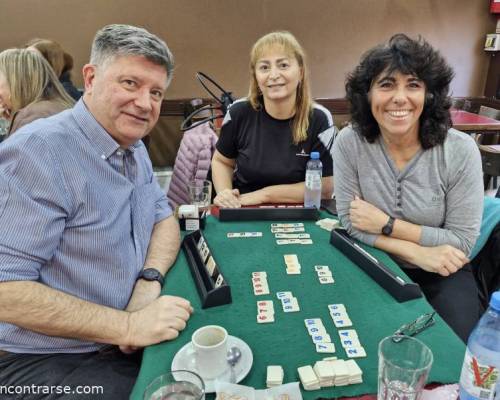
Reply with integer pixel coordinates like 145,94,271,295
0,48,74,135
26,38,82,100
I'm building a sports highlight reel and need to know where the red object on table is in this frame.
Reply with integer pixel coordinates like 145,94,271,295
491,0,500,13
336,383,445,399
210,203,305,216
451,110,500,132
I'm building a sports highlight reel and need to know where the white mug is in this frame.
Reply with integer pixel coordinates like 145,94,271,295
190,325,228,379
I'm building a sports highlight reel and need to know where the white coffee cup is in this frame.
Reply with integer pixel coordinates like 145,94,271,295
190,325,228,379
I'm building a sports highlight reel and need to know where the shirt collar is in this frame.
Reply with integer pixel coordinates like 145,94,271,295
71,99,140,159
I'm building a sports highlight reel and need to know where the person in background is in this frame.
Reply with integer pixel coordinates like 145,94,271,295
211,31,335,207
333,34,483,342
26,38,82,100
0,48,74,135
0,24,192,398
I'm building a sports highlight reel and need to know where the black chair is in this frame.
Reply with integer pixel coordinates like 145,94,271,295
477,106,500,146
479,145,500,197
472,222,500,309
476,106,500,192
451,98,465,110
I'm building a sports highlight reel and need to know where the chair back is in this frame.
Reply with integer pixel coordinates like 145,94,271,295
451,98,465,110
479,145,500,193
479,145,500,176
476,106,500,145
479,105,500,120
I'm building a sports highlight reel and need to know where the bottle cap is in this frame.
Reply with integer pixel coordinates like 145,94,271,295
310,152,320,159
490,291,500,311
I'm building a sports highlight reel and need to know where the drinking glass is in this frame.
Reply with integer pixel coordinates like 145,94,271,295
144,370,205,400
378,335,433,400
187,180,212,211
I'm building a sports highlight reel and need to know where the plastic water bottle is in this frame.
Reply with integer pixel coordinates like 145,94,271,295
304,151,322,209
459,291,500,400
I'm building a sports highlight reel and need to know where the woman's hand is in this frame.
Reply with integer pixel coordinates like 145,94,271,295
214,188,241,208
350,196,389,234
412,245,469,276
239,190,267,206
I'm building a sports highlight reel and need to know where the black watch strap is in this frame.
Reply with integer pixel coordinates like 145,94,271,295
382,216,395,236
137,268,164,286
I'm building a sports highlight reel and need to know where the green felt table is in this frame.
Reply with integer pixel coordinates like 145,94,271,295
130,215,465,400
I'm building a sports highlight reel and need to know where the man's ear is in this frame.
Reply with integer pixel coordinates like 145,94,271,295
82,64,97,94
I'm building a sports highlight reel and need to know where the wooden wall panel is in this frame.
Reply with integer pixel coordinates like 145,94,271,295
1,1,495,167
0,0,495,99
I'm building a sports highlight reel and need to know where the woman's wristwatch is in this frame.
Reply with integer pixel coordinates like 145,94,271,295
381,216,395,236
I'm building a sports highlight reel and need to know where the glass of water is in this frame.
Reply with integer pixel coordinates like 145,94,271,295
144,370,205,400
187,180,212,211
378,335,433,400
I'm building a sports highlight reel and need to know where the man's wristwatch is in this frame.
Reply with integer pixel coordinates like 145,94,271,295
137,268,164,286
381,216,395,236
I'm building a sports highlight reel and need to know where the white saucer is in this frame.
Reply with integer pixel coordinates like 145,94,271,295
171,335,253,393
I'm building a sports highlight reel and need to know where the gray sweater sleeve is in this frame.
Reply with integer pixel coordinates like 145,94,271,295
334,127,483,257
419,133,483,256
333,128,378,246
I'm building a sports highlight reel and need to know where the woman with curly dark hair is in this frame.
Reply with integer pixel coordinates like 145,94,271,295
333,34,483,341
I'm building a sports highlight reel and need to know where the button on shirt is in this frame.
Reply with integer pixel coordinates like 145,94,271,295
0,100,172,353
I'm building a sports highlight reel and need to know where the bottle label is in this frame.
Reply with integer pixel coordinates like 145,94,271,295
305,171,322,189
460,348,499,399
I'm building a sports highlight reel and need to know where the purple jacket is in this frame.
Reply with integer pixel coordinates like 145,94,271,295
167,122,218,208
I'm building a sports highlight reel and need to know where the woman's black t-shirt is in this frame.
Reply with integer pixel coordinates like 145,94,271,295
216,99,335,194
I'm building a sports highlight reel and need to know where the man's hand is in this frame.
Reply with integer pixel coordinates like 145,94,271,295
214,188,241,208
119,279,162,354
350,196,388,234
412,245,469,276
124,295,193,348
124,280,162,312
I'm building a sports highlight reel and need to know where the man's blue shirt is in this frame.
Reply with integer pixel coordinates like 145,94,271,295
0,100,172,353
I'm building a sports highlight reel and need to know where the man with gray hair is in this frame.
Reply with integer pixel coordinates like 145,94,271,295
0,24,191,398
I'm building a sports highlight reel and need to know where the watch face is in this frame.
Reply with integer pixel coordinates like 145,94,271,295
143,269,157,280
139,268,164,285
382,218,394,236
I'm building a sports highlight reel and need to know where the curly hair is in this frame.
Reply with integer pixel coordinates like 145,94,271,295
345,34,454,149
